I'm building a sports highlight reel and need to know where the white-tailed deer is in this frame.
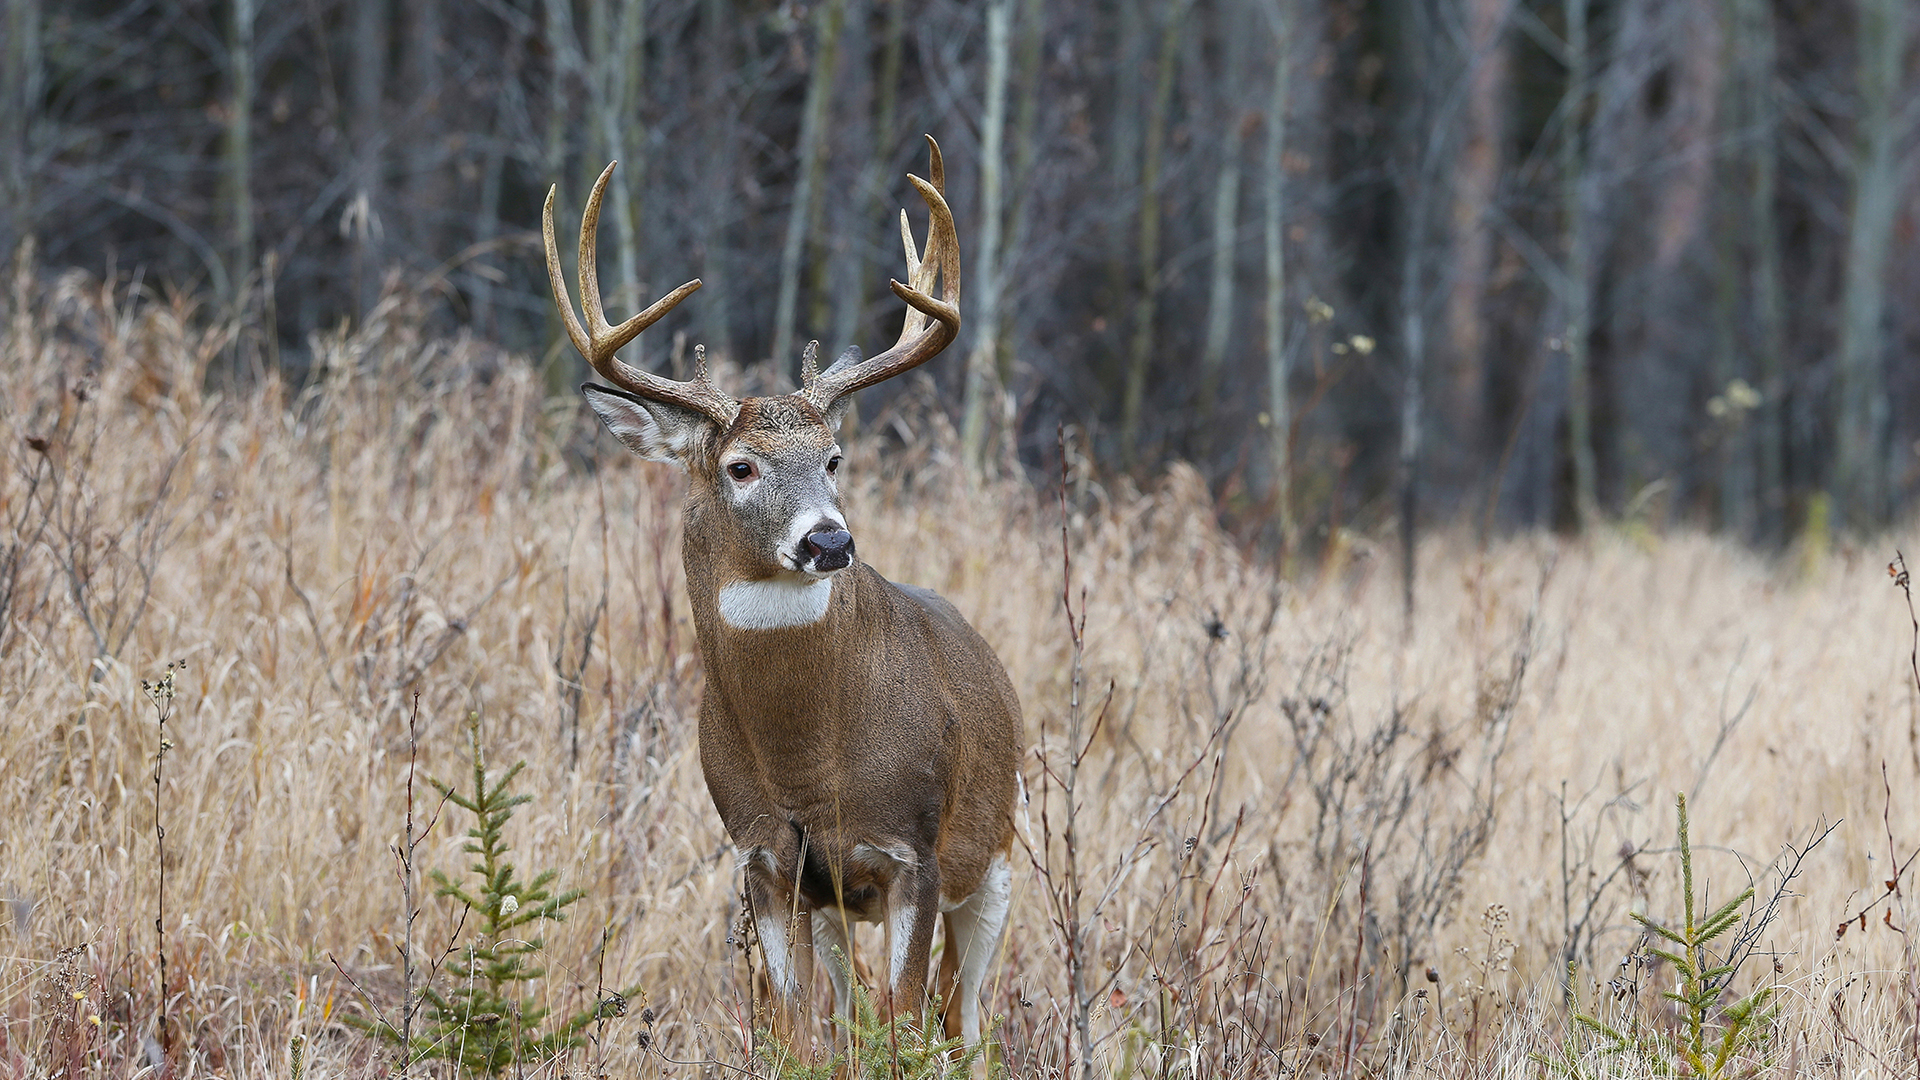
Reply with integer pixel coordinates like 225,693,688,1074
542,138,1021,1046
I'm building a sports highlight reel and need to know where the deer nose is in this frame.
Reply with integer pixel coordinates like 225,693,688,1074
804,529,854,571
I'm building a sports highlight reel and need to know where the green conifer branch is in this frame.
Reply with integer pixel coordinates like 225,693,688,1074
1559,793,1781,1080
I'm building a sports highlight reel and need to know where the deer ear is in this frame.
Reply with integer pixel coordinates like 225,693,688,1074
821,346,862,431
583,383,709,465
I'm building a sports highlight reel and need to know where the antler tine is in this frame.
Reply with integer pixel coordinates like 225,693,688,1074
543,162,737,425
896,210,928,343
800,340,821,388
543,184,596,364
804,135,961,408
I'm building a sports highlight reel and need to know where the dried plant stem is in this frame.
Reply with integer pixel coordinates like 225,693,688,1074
1892,552,1919,774
141,662,181,1062
1054,425,1094,1080
398,694,421,1076
1339,849,1369,1080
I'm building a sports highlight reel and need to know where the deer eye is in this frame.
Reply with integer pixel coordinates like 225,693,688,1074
727,461,756,481
826,455,841,475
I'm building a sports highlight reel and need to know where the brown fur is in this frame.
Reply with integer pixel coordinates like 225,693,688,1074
549,141,1004,1041
676,397,1022,1031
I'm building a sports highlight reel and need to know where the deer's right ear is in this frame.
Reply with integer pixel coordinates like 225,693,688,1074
582,383,708,466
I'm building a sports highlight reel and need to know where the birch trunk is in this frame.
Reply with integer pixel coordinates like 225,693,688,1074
1831,0,1904,527
1711,0,1777,538
1119,0,1188,463
1104,0,1146,396
961,0,1013,472
1395,0,1440,624
1003,0,1046,387
3,0,41,250
1400,216,1428,623
351,0,389,316
543,0,580,395
590,0,646,337
223,0,255,300
771,0,846,377
1198,0,1251,428
1744,0,1785,545
1263,0,1293,552
698,0,737,364
812,4,864,354
407,0,442,262
828,0,905,438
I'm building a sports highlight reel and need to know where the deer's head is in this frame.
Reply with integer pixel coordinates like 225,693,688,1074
545,139,959,623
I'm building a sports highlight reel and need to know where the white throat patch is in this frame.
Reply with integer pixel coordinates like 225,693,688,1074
717,577,834,630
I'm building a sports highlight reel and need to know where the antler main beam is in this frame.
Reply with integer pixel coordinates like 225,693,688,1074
801,136,961,409
544,162,738,426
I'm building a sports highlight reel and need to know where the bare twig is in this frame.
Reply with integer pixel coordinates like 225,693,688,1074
1892,553,1919,775
141,660,183,1065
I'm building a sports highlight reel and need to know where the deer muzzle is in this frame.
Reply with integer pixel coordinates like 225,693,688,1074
804,529,855,572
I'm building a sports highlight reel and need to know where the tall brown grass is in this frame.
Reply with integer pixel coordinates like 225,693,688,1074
1,261,1916,1077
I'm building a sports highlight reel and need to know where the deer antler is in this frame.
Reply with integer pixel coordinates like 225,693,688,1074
544,162,739,426
801,136,961,409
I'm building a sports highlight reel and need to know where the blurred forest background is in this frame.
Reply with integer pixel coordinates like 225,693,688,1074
2,0,1916,549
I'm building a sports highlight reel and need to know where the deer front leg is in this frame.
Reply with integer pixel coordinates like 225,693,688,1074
881,866,941,1024
748,874,815,1049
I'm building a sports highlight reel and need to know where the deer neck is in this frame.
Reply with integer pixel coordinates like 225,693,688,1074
682,525,872,734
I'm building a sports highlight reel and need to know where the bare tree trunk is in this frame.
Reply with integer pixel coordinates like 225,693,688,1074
2,0,43,251
1263,0,1293,554
1831,0,1905,528
874,0,906,163
1003,0,1047,378
544,0,574,191
772,0,846,377
811,0,863,359
1400,293,1425,625
1104,0,1147,400
961,0,1013,473
1119,0,1188,464
406,0,442,265
833,0,905,438
1711,0,1774,539
1561,0,1600,530
1395,0,1444,627
543,0,580,395
469,21,523,339
590,0,646,334
1444,0,1507,447
351,0,389,316
827,0,870,360
222,0,255,302
1742,0,1786,546
1198,0,1251,431
473,135,506,336
1710,235,1754,535
698,0,737,365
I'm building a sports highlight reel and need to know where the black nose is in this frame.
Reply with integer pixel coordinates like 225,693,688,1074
804,529,854,571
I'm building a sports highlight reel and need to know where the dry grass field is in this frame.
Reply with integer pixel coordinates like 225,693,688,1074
2,265,1918,1078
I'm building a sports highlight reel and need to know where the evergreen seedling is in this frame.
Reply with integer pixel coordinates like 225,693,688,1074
1552,792,1779,1080
351,716,626,1076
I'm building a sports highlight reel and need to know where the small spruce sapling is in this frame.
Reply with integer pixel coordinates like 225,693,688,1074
1552,792,1780,1080
353,716,630,1076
